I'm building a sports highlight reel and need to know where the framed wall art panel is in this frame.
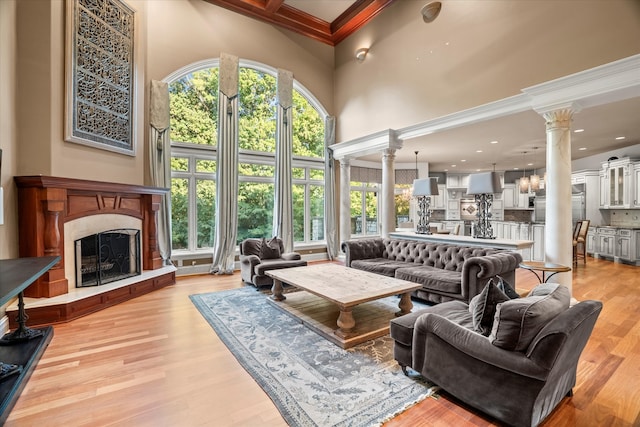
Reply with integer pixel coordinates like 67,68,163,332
65,0,136,156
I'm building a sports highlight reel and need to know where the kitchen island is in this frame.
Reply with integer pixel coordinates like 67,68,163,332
389,231,534,251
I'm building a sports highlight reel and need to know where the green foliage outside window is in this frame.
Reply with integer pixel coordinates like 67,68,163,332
171,177,188,250
168,64,325,251
238,182,274,243
196,179,216,248
169,69,218,145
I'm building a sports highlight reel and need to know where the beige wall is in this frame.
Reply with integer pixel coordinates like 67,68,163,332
15,0,146,183
2,0,335,258
145,1,334,113
333,0,640,143
0,0,18,259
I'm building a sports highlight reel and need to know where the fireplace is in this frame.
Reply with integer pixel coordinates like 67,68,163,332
11,176,176,327
75,229,141,287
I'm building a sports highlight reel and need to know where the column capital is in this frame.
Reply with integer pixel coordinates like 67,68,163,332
382,148,396,160
543,108,574,131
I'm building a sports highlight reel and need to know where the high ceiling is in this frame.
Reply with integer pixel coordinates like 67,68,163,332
204,0,640,173
202,0,396,46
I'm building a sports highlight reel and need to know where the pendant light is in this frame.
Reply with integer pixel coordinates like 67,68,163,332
519,152,529,193
529,147,540,192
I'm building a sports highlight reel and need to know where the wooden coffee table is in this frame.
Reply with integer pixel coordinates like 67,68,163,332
266,264,421,348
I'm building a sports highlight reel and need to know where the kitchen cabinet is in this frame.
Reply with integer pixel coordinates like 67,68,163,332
586,230,596,254
531,224,545,262
616,229,633,260
596,227,616,258
519,224,532,260
634,164,640,208
502,184,516,209
446,173,468,189
432,184,447,210
491,199,504,220
591,227,640,265
599,159,636,208
446,199,460,220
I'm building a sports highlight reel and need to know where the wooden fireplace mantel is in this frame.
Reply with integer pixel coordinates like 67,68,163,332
14,176,170,298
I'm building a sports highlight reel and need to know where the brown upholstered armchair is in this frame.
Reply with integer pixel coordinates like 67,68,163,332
239,237,307,288
390,284,602,427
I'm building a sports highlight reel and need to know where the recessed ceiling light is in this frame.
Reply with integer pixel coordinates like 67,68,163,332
461,159,466,162
444,169,449,172
579,147,587,151
451,164,457,167
527,163,533,166
476,150,483,153
490,140,498,144
476,169,481,172
574,129,584,133
616,136,626,140
513,167,519,170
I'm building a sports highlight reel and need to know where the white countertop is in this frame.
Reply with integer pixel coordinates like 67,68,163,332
389,231,534,250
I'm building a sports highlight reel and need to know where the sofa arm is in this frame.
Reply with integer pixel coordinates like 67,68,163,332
239,254,261,283
341,238,385,267
461,251,523,300
281,252,301,261
412,312,548,380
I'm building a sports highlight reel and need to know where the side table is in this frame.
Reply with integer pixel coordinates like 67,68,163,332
519,261,571,283
0,256,59,424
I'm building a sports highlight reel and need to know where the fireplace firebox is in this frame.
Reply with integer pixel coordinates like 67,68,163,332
75,229,141,287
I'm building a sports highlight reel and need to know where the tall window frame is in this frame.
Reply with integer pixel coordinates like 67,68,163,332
165,59,328,255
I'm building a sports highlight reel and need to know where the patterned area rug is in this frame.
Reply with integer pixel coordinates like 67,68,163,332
190,287,437,427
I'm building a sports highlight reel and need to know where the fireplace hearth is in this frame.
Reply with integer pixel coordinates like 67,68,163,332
75,229,141,287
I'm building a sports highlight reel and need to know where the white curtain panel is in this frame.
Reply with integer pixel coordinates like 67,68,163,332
273,69,294,252
211,53,239,274
324,116,339,260
148,79,172,265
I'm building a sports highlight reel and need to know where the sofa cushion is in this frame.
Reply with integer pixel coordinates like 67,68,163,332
529,282,560,297
351,258,412,277
468,281,510,336
260,237,281,260
390,300,471,347
395,266,462,294
489,285,571,351
494,275,520,299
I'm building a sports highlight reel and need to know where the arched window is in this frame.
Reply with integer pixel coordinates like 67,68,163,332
167,60,326,253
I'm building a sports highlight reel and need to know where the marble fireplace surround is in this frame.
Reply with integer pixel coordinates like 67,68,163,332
8,176,176,327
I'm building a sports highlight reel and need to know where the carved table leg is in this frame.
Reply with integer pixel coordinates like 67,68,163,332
336,307,355,338
396,292,414,316
270,279,286,301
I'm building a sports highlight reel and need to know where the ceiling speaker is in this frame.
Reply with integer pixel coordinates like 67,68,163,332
421,2,442,23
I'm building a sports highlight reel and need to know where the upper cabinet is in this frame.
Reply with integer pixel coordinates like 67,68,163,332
432,184,447,210
446,173,469,189
634,164,640,209
502,184,516,209
599,158,637,209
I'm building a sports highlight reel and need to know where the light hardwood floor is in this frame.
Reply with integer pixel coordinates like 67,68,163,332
5,257,640,426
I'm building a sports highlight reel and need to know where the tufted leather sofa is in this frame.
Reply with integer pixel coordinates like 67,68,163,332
341,238,522,304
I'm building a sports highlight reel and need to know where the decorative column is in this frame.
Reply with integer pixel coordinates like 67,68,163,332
339,159,352,249
381,149,396,237
543,107,575,292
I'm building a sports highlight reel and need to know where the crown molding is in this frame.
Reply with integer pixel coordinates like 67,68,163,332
330,129,401,160
342,55,640,153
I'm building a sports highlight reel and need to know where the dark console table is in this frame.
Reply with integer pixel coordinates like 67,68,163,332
0,256,59,424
